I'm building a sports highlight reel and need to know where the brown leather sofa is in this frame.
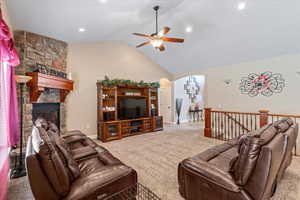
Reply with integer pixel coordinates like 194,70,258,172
178,118,298,200
26,119,137,200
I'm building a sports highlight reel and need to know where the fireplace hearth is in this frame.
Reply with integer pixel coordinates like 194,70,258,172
32,103,60,130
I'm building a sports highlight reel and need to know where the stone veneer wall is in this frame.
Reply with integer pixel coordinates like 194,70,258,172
14,31,68,143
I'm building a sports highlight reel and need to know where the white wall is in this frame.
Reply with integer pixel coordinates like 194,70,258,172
174,75,205,123
188,53,300,115
66,41,172,135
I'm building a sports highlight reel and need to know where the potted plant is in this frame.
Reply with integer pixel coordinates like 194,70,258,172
98,77,160,89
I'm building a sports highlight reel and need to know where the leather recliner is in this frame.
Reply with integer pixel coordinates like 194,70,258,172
178,118,298,200
26,118,137,200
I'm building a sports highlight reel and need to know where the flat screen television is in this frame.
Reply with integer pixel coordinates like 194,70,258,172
118,98,147,120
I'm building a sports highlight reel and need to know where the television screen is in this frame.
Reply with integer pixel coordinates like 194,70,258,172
118,98,147,120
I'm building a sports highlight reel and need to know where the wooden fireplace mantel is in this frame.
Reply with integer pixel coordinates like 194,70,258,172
26,72,74,103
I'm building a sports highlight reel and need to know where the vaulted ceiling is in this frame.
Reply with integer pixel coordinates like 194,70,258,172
7,0,300,75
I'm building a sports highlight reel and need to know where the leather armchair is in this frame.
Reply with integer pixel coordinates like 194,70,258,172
178,118,298,200
26,119,138,200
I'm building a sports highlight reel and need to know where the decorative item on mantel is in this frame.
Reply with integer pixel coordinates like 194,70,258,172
240,71,285,97
97,76,160,88
34,63,68,79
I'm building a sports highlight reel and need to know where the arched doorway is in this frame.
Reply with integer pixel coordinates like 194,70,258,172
173,75,205,123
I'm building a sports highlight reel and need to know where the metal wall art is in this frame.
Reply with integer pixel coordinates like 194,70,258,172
240,71,285,97
184,75,201,101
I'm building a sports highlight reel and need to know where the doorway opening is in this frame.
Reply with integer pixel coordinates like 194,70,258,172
173,75,205,124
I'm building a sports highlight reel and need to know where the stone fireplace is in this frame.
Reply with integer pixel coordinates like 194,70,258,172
14,31,68,144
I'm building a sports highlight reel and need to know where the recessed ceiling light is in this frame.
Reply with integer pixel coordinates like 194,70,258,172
237,2,246,10
185,26,193,33
78,28,86,32
98,0,107,4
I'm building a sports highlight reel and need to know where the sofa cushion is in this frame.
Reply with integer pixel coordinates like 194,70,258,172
237,134,250,153
256,124,278,145
231,135,262,186
53,135,81,180
98,151,122,166
237,123,277,153
274,118,294,133
72,146,98,161
286,118,294,126
37,126,81,182
37,127,71,196
78,157,106,177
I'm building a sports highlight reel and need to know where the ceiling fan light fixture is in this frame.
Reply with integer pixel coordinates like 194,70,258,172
151,39,163,48
132,5,184,51
185,26,193,33
238,2,246,10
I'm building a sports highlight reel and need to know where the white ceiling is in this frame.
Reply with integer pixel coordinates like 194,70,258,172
7,0,300,75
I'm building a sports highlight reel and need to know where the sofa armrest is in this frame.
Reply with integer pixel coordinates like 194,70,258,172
65,165,137,200
181,159,240,192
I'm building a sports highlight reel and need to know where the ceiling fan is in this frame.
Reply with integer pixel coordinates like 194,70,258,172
132,5,184,51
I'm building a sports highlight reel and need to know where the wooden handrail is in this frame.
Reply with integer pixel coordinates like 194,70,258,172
210,110,300,119
268,113,300,118
223,113,250,132
211,110,260,115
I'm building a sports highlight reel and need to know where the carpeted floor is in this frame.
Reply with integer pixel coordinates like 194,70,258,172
8,123,300,200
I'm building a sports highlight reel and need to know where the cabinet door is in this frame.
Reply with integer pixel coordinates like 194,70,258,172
104,122,121,141
152,116,163,131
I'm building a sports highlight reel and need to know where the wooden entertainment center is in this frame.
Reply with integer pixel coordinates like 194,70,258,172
97,83,163,142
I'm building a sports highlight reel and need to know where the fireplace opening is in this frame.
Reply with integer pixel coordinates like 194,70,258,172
32,103,60,129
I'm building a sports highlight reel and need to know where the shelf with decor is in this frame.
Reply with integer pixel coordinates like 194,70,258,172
97,86,117,122
96,78,163,142
150,89,159,117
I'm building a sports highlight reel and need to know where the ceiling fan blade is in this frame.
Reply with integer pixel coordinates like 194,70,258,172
158,44,165,51
132,33,153,39
157,27,171,37
163,37,184,43
136,41,151,48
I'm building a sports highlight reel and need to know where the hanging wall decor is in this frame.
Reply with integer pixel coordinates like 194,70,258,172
240,71,285,97
184,75,201,101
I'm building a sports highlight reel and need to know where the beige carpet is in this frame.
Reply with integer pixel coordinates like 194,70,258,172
8,123,300,200
99,123,300,200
